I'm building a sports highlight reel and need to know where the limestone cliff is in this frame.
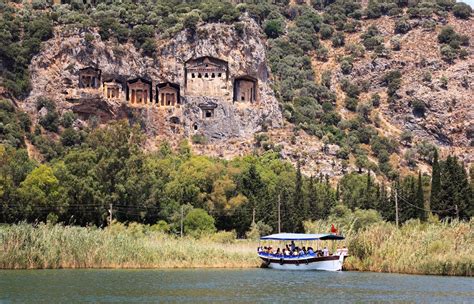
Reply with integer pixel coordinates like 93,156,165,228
24,16,282,146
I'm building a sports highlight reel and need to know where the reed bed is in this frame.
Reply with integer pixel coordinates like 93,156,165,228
306,218,473,276
0,223,260,269
1,220,472,276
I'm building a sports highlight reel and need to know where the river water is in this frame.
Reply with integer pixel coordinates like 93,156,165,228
0,269,472,303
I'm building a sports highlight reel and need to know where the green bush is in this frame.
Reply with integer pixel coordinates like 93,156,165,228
331,31,345,47
394,18,411,34
452,2,472,19
191,134,208,145
264,19,284,38
184,208,216,237
320,24,333,39
440,45,457,63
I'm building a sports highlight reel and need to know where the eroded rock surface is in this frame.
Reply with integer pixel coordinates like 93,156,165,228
24,16,282,144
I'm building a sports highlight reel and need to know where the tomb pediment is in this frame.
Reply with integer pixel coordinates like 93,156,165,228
198,102,218,110
186,56,228,71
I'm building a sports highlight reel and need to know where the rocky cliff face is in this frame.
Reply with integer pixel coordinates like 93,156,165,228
19,11,473,177
24,16,282,145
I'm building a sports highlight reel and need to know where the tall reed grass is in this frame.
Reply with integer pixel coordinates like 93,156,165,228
1,219,472,276
305,216,473,276
0,223,260,269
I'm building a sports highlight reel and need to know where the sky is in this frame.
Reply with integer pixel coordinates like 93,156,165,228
460,0,474,7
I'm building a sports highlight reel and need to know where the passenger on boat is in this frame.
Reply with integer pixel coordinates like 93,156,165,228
257,246,263,253
307,247,314,255
290,241,296,252
341,246,349,256
275,248,281,256
336,247,342,256
323,247,329,257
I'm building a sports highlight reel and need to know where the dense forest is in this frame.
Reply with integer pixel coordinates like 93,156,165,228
0,0,472,235
1,98,472,235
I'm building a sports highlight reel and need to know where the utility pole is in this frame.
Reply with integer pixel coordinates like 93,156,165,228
395,191,399,228
180,205,184,238
252,208,256,225
108,203,113,225
278,194,281,233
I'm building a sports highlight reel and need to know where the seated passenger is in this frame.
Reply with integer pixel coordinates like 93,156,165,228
257,246,263,253
275,248,281,256
323,247,329,257
307,247,314,255
336,247,342,256
342,246,349,256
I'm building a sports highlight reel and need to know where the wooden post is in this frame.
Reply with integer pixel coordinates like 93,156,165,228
108,203,113,225
278,194,281,234
395,191,399,227
180,205,184,238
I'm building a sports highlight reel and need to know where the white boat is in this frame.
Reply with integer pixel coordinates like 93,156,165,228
258,233,347,271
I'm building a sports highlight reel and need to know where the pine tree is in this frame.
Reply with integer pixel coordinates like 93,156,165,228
430,149,441,214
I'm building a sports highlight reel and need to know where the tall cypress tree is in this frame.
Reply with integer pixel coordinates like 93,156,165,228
438,156,471,220
430,149,441,214
416,171,426,221
293,161,304,232
307,175,319,220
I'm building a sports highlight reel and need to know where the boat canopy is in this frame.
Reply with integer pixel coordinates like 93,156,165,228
260,233,344,241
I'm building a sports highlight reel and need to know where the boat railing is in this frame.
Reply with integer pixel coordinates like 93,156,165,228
258,252,318,259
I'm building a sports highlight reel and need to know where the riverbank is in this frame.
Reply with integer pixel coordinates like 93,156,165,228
1,221,472,276
306,218,473,276
0,223,260,269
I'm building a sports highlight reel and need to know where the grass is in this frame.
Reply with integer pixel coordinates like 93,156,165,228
305,216,473,276
1,219,472,276
0,223,260,269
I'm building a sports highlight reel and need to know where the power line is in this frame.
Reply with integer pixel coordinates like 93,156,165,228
396,193,454,214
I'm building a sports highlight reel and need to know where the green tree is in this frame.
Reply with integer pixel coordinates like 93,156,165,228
17,164,66,221
293,161,305,231
430,149,441,214
416,171,426,221
184,208,216,237
264,19,284,38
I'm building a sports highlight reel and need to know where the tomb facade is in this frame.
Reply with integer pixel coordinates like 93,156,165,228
103,79,123,100
198,102,218,119
156,82,180,107
127,78,152,106
185,57,229,98
79,67,101,89
234,76,257,103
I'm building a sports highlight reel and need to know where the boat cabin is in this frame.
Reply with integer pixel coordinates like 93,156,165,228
258,233,347,271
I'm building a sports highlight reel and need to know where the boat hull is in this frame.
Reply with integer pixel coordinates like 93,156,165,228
259,255,345,271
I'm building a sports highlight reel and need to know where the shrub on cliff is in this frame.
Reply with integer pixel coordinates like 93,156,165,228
264,19,284,38
452,2,472,19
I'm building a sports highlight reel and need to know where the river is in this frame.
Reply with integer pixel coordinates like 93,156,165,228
0,269,472,303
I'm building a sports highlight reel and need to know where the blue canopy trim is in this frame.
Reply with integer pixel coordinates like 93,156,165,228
260,233,344,241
